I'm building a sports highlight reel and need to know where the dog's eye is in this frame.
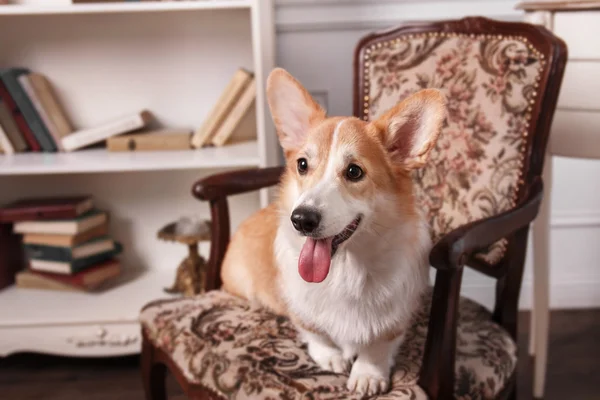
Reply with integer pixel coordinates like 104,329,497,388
297,158,308,175
346,164,363,181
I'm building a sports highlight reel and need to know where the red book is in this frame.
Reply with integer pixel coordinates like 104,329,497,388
0,196,93,223
0,80,40,151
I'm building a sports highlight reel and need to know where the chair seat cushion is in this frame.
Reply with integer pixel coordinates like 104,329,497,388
140,289,516,399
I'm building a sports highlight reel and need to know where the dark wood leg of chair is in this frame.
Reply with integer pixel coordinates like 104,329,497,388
141,333,168,400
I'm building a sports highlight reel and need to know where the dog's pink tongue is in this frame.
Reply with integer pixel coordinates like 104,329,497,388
298,237,333,283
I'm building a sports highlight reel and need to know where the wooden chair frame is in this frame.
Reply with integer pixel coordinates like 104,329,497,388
142,17,567,400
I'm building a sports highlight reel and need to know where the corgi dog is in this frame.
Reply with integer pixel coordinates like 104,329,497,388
221,68,446,396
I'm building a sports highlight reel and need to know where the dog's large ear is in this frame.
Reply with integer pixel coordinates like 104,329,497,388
266,68,326,153
373,89,446,170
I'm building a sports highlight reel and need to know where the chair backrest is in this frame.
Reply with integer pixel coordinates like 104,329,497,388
354,16,567,267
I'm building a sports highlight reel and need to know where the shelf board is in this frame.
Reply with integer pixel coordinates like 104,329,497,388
0,1,251,16
0,140,260,175
0,268,178,327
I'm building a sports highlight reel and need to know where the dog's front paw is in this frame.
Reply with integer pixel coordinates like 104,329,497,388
312,349,351,373
347,372,389,396
347,361,390,396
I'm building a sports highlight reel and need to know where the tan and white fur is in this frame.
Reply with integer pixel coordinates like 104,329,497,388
221,68,446,396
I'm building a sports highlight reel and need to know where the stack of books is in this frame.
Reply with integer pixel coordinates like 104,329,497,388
6,196,123,292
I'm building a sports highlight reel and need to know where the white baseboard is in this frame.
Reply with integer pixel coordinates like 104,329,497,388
462,280,600,310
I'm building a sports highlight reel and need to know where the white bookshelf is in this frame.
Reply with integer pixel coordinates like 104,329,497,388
0,0,277,357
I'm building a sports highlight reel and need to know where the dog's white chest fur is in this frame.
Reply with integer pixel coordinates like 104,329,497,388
274,217,430,347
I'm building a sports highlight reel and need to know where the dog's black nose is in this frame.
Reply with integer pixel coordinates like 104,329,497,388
291,207,321,234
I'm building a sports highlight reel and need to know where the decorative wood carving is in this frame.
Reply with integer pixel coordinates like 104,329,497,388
67,326,138,348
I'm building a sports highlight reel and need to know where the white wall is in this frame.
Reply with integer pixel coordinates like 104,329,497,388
274,0,600,309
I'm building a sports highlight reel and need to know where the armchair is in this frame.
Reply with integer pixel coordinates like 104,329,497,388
140,17,566,400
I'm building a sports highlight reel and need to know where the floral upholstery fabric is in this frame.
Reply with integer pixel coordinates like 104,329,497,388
140,289,516,400
361,34,544,264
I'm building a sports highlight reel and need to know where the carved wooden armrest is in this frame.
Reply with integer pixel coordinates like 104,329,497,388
429,176,543,270
192,166,284,201
191,166,284,291
418,177,543,399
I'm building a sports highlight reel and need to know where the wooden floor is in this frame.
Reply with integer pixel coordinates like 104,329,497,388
1,310,598,400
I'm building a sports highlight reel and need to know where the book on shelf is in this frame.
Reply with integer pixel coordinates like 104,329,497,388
13,209,107,235
0,119,14,155
23,236,115,264
29,241,122,274
106,128,192,152
0,79,40,151
18,73,74,152
62,110,153,152
0,196,93,223
0,99,28,153
210,78,256,147
22,222,108,247
0,68,57,152
16,258,122,292
191,68,253,148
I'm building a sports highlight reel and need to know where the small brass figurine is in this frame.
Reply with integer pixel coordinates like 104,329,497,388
157,217,211,297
